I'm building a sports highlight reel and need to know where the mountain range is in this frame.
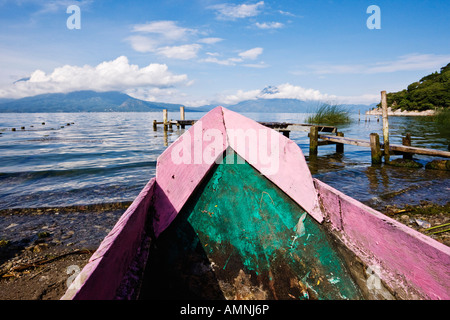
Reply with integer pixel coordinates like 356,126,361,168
0,91,191,113
0,90,375,113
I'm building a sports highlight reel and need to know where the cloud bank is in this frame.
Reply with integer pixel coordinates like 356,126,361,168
212,83,379,106
218,83,337,105
0,56,189,99
127,20,203,60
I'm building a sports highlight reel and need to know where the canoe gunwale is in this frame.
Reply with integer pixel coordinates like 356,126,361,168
314,178,450,300
61,178,156,300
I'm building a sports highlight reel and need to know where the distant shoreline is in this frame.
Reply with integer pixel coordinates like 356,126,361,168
366,107,436,117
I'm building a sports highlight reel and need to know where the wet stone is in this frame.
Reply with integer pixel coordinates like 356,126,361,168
425,160,450,171
388,158,423,168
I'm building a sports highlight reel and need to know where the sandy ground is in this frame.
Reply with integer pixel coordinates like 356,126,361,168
0,201,448,300
365,107,437,116
0,247,92,300
0,203,129,300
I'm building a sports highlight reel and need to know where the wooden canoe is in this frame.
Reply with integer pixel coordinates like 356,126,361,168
61,107,450,300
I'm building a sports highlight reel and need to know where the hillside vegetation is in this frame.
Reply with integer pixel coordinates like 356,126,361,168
379,63,450,111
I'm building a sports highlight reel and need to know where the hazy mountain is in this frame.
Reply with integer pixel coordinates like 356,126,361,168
0,98,15,104
226,98,316,113
0,91,196,113
195,99,377,113
0,90,377,113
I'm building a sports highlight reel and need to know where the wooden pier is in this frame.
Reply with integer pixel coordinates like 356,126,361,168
154,99,450,168
312,132,450,162
153,108,338,138
153,107,197,131
308,91,450,165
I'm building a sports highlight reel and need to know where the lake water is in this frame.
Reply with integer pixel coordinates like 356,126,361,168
0,111,449,212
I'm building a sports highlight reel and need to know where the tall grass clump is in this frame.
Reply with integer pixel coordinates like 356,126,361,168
433,108,450,126
432,108,450,139
306,103,352,125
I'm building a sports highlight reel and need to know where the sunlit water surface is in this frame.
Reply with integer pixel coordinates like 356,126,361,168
0,112,448,211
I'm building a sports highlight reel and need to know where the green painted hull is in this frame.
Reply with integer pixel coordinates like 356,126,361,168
140,150,363,300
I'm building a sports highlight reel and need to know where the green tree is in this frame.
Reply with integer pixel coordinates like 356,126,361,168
381,63,450,111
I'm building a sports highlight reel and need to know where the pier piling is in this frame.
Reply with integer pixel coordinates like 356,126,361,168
336,132,344,153
309,126,319,156
381,91,390,163
370,133,382,164
163,109,168,131
402,133,412,160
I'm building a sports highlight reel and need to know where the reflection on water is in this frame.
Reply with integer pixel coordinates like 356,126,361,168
0,112,448,211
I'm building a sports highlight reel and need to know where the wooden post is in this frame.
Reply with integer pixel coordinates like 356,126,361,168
309,126,318,156
336,132,344,153
381,91,390,163
370,133,382,164
163,130,168,147
163,109,168,131
402,133,412,160
153,120,157,131
169,119,173,131
180,106,185,121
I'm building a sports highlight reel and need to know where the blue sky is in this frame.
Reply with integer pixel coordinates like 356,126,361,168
0,0,449,107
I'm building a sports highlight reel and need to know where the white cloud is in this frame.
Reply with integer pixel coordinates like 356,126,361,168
0,56,189,99
218,83,336,105
201,56,243,66
126,35,159,53
215,83,381,106
197,37,224,44
239,47,263,60
201,47,264,66
156,44,202,60
125,87,183,103
210,1,264,20
132,20,195,41
255,22,284,29
128,20,205,60
243,62,269,68
219,89,262,105
304,54,450,75
278,10,295,17
367,54,450,73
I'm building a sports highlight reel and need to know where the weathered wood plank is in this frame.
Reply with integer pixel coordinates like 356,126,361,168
319,134,450,158
318,140,336,146
259,122,337,133
387,144,450,158
319,135,371,148
177,120,196,125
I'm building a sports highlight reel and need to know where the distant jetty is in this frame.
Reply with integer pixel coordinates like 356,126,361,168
366,107,436,116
